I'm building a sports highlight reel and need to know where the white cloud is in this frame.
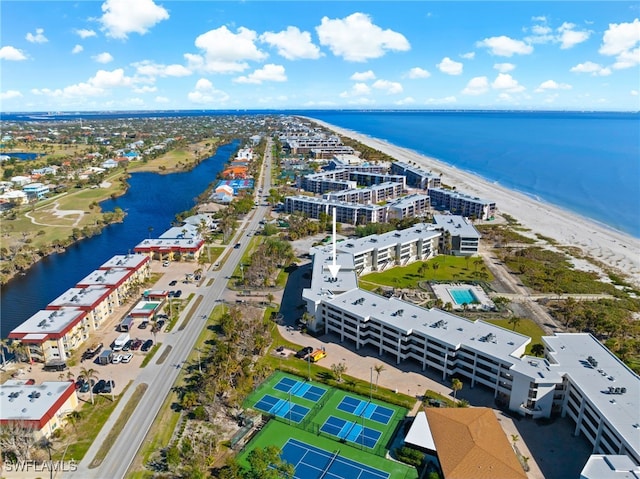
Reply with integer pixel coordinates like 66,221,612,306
99,0,169,40
234,64,287,84
189,26,267,73
406,67,430,79
631,90,639,96
494,62,515,73
462,76,489,95
425,96,457,105
534,80,572,93
599,19,640,70
437,57,463,75
32,68,136,100
260,26,322,60
72,44,83,54
476,36,533,56
557,22,590,49
316,12,410,62
155,96,170,103
460,52,475,60
340,82,371,98
187,78,229,104
372,79,403,94
350,70,376,81
75,29,97,39
395,97,415,105
492,73,525,93
0,90,22,100
133,60,191,78
26,28,48,44
92,52,114,64
134,85,157,93
0,46,27,61
570,61,612,76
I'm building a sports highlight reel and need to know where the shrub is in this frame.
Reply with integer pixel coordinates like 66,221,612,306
395,446,424,467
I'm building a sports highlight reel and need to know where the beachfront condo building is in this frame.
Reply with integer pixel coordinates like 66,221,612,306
301,226,640,468
432,214,482,256
428,187,497,220
390,161,442,190
325,182,404,205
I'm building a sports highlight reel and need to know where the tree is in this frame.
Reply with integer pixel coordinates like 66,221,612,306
66,410,83,432
246,445,294,479
374,364,385,391
79,367,98,405
331,362,347,383
530,343,545,357
508,315,522,331
451,378,463,400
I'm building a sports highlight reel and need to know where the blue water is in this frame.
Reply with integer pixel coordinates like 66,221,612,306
0,140,239,335
306,111,640,238
1,152,41,160
450,289,477,306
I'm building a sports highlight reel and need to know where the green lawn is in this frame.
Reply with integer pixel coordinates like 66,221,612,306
359,255,493,290
485,318,546,355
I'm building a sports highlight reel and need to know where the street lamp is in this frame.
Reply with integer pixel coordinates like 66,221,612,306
307,353,311,381
370,367,373,401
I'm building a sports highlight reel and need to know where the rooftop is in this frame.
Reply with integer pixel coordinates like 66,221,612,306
9,308,86,339
0,381,75,424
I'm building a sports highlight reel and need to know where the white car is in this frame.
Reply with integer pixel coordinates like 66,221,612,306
121,353,133,363
111,354,123,364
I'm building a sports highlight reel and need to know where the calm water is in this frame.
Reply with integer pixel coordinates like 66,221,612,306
0,140,239,335
307,110,640,238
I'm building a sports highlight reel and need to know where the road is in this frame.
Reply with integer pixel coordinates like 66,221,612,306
69,139,274,479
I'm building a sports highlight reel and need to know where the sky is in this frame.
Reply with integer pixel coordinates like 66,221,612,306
1,1,639,112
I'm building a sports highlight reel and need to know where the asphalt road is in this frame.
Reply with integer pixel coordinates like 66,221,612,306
69,139,274,479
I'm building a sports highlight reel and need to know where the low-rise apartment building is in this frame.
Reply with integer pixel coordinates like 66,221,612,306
390,161,441,189
428,187,497,220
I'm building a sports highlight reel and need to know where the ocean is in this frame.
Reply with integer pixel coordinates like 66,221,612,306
5,109,636,236
304,110,640,238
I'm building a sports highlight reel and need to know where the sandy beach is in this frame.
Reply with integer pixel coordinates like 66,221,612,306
309,118,640,287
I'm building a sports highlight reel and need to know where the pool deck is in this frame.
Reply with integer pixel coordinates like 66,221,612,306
431,283,495,311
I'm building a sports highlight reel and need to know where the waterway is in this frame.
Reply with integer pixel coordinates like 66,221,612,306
1,140,239,336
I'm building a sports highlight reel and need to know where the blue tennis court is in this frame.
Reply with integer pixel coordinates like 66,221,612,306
319,416,382,449
337,396,395,425
281,438,389,479
253,394,309,423
273,377,326,402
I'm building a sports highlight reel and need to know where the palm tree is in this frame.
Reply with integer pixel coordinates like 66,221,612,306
451,378,463,400
373,364,385,391
79,367,98,405
508,315,522,331
530,343,545,357
0,338,8,370
66,410,83,432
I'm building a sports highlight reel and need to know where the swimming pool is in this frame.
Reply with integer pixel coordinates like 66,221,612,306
449,288,477,305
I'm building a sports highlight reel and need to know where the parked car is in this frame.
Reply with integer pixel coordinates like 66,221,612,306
174,290,182,298
141,339,154,352
102,380,115,394
93,379,106,394
163,261,170,267
156,319,166,330
138,321,149,329
121,353,133,363
80,380,92,393
122,339,133,351
75,379,85,390
295,346,314,359
111,354,123,364
131,339,142,350
169,280,177,286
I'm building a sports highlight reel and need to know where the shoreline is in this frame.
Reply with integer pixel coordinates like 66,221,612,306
308,118,640,286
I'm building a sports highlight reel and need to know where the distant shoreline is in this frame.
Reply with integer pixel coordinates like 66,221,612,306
307,117,640,286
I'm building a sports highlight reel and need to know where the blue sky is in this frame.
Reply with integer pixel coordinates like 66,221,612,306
1,1,639,112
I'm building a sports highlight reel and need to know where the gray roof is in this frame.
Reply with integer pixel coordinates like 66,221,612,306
433,214,481,238
99,253,148,270
544,334,640,457
337,223,440,255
